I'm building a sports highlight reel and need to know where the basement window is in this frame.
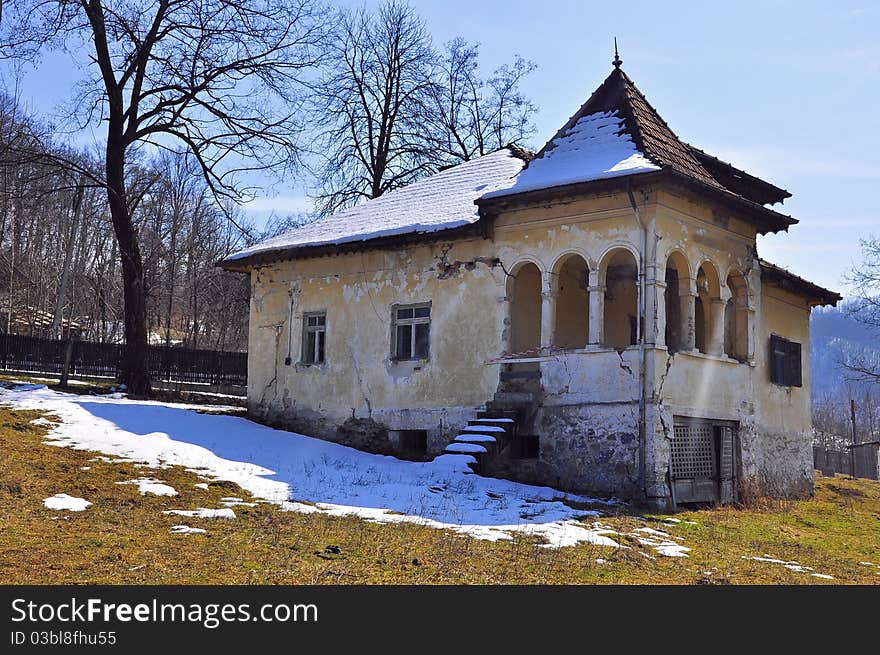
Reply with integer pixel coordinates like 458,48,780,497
398,430,428,456
769,334,801,387
301,312,326,364
393,303,430,361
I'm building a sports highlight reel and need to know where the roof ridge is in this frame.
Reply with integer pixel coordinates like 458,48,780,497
615,68,722,189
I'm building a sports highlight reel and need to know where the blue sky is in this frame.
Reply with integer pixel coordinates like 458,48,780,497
4,1,878,293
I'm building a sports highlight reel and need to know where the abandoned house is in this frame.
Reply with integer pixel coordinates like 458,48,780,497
221,57,841,510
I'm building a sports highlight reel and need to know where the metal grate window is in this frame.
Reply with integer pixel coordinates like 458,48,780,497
671,423,716,480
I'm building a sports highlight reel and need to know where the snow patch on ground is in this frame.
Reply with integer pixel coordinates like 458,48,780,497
163,508,236,519
117,478,178,497
219,496,257,508
743,555,833,579
194,483,209,490
170,525,207,535
2,385,629,549
43,493,91,512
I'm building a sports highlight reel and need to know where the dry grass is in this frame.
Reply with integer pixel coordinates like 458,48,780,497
1,403,879,585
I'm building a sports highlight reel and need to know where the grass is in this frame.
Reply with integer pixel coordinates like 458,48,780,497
1,402,879,584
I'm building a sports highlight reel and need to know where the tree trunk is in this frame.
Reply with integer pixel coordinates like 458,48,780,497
105,128,151,395
51,184,85,338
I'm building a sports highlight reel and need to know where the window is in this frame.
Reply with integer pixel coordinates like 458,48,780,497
301,312,326,364
769,335,801,387
393,303,430,361
397,430,428,457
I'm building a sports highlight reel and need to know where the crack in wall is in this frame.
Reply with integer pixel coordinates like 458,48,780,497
656,352,675,441
434,243,501,280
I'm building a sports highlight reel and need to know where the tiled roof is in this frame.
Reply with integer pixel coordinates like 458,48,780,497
759,259,841,306
488,66,790,208
221,147,527,267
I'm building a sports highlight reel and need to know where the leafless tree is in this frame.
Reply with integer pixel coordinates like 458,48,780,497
311,0,437,216
1,93,256,352
428,37,537,162
844,237,880,380
0,0,326,394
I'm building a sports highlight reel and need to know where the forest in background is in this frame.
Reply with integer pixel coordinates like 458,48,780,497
0,1,538,355
0,100,293,351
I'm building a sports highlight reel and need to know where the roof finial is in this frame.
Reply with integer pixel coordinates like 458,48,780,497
612,37,622,68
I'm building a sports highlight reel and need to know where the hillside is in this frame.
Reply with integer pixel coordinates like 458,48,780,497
810,303,879,399
2,381,879,584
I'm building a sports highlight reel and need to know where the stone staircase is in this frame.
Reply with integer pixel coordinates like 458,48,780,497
440,416,517,473
436,363,543,474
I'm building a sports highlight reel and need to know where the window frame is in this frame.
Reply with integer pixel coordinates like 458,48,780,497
391,302,431,362
301,311,327,365
769,334,802,387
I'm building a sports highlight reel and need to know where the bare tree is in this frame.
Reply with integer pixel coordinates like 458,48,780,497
0,0,326,394
311,0,437,215
844,237,880,380
428,37,537,162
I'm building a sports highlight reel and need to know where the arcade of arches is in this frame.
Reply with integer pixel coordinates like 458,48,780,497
507,249,751,360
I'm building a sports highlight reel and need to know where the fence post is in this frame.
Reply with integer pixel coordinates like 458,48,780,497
851,399,858,479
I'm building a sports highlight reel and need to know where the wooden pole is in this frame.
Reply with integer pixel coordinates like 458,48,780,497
851,399,858,478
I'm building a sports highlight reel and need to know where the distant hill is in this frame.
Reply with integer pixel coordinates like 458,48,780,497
810,302,879,399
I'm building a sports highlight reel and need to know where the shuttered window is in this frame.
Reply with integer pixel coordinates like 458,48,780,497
769,334,801,387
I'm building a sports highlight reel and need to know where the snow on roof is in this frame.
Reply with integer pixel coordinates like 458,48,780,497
225,148,526,263
482,110,660,200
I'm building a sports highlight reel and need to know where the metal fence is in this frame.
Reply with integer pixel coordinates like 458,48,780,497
0,333,247,387
813,443,880,480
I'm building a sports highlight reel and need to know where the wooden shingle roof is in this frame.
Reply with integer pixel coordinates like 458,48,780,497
534,66,790,207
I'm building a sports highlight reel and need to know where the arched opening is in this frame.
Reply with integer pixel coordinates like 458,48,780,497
725,270,749,362
553,254,589,349
601,248,638,349
664,251,689,353
695,261,720,354
509,262,542,353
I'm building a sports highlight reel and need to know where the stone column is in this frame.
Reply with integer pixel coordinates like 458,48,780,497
680,278,697,352
496,271,513,353
745,262,760,363
708,297,727,356
587,269,604,347
540,271,557,349
744,297,757,363
654,280,667,348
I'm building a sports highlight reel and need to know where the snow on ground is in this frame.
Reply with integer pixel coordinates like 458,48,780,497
164,508,236,519
117,478,178,497
1,384,642,550
743,555,833,579
170,525,207,535
43,493,92,512
633,526,690,557
220,496,257,508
